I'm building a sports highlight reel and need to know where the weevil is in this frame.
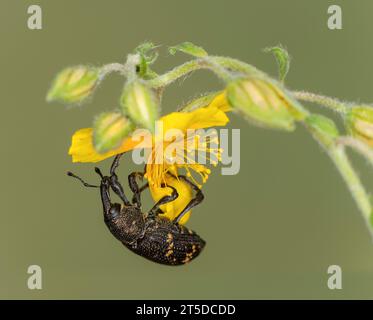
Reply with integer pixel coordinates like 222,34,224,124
67,153,205,266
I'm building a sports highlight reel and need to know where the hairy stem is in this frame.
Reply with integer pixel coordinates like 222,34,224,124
146,60,205,88
304,121,372,236
293,91,349,114
337,136,373,168
211,56,262,76
329,145,372,224
99,63,126,80
146,56,262,89
146,59,231,88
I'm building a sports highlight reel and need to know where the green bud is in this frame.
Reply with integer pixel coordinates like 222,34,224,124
120,80,159,132
47,66,99,104
305,114,339,147
346,106,373,147
226,78,304,131
93,112,134,153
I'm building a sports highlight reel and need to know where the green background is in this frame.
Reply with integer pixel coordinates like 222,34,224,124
2,0,373,299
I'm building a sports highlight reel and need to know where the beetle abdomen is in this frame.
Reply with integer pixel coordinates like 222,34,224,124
125,217,206,266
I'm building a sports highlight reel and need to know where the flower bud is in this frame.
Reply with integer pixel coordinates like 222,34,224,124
120,80,159,132
346,106,373,147
226,78,305,131
47,66,99,103
305,114,339,147
93,112,134,153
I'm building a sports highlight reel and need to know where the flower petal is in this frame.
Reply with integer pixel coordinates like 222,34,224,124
208,91,231,112
161,105,229,133
68,128,140,163
149,174,193,225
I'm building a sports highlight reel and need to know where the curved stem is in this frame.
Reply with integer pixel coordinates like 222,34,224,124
293,91,349,114
305,121,372,236
146,56,262,89
337,136,373,168
146,60,205,88
210,56,263,76
329,145,371,220
99,63,126,80
204,58,236,82
146,59,231,88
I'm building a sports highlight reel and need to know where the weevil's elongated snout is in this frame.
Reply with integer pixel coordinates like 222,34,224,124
94,167,104,179
94,167,112,188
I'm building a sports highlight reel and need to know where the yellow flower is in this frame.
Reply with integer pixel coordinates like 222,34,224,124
68,128,140,163
149,172,194,225
145,99,228,188
68,92,230,223
206,91,231,112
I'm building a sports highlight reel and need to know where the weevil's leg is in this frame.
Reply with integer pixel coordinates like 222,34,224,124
173,175,204,224
99,178,122,221
100,179,113,216
108,154,131,206
128,172,146,207
67,172,99,188
110,153,124,175
139,182,149,193
148,185,179,218
110,175,131,206
131,182,149,205
93,168,122,220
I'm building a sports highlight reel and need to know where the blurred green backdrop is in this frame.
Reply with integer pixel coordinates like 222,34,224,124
1,0,373,299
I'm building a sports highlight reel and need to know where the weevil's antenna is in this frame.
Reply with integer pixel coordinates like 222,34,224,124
94,167,104,179
67,171,99,188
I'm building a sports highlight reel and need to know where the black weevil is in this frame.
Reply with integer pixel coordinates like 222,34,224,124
67,153,205,265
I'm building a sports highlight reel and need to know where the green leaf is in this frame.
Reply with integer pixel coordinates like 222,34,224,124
93,112,134,153
134,42,159,79
169,42,208,58
263,45,290,82
47,66,99,104
135,42,158,55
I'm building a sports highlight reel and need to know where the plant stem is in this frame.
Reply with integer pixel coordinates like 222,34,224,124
146,60,205,88
210,56,262,76
99,63,126,80
293,91,349,114
146,56,262,89
146,59,231,88
305,122,372,237
337,136,373,168
329,145,371,219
